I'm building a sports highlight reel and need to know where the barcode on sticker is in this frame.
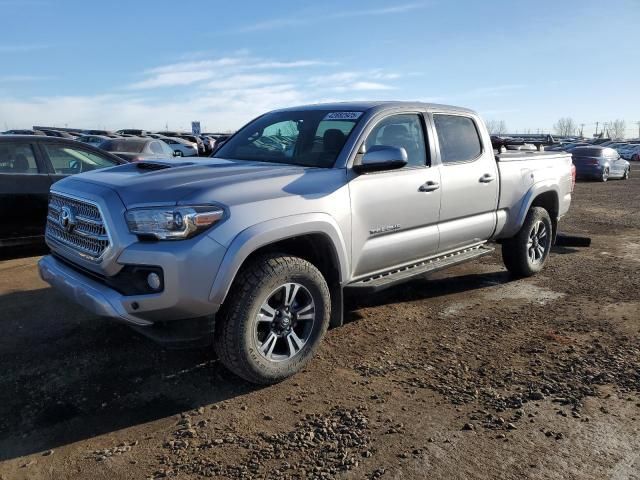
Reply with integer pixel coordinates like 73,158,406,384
324,111,363,121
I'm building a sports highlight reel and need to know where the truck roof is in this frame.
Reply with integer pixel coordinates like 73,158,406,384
273,101,476,115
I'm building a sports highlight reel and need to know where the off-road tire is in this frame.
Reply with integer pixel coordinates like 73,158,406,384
502,207,553,278
214,254,330,384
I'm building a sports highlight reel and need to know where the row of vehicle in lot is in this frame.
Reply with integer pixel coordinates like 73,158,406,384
492,135,634,182
2,127,231,158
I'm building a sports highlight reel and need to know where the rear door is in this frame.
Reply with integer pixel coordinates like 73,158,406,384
0,141,52,243
432,113,499,252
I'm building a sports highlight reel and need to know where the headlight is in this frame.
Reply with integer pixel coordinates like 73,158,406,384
125,206,224,240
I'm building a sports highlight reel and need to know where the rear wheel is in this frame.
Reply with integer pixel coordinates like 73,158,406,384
502,207,553,278
600,167,609,182
214,254,330,384
623,167,630,180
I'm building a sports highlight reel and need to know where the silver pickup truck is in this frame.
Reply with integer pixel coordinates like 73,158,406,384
38,102,574,384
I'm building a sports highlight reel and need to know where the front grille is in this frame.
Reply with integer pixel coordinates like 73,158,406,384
46,194,110,261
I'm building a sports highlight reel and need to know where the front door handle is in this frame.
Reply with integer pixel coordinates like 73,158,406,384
419,181,440,192
479,173,495,183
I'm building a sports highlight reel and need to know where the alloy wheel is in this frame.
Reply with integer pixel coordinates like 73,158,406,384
527,220,548,264
254,282,316,362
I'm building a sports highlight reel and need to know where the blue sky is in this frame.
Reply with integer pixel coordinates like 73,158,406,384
0,0,639,136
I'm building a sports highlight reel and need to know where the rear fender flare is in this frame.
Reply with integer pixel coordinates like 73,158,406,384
503,182,560,239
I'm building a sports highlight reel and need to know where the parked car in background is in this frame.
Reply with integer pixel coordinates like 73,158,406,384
199,135,216,155
2,129,47,136
572,146,630,181
149,134,198,157
619,144,640,161
178,134,205,155
77,134,112,148
116,129,149,136
84,129,115,136
37,129,76,139
98,138,179,162
0,136,124,248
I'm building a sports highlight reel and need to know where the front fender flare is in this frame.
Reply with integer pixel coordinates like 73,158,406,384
208,213,349,305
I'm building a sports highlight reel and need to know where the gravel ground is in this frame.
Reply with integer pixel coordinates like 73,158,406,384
0,175,638,480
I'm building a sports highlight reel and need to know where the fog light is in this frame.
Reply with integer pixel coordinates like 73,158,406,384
147,272,161,290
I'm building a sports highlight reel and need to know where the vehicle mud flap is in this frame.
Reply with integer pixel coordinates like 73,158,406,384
329,283,344,329
555,232,591,248
130,316,215,349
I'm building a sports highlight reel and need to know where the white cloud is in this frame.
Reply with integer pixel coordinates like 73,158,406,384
350,81,395,91
235,2,430,32
0,75,51,82
0,44,50,53
128,56,332,90
0,53,404,130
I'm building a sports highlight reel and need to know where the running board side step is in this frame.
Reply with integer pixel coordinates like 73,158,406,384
346,244,495,293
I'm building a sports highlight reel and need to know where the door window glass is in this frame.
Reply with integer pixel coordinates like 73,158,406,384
365,114,428,167
433,114,483,163
150,141,164,154
0,143,40,174
42,144,119,174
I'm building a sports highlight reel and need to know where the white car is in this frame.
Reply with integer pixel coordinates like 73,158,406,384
151,135,198,157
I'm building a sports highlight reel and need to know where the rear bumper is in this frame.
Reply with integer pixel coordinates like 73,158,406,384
574,165,603,178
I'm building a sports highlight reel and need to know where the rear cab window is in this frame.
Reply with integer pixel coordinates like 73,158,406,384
433,114,483,164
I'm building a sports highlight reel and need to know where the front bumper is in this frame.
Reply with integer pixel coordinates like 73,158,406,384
39,254,151,326
39,233,227,326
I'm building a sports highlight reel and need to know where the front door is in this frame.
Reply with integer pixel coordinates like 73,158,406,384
349,113,441,279
432,113,499,252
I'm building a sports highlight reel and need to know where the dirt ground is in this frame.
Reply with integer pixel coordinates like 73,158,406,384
0,175,639,480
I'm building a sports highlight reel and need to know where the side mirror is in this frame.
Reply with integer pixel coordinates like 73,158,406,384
173,150,182,157
353,145,408,173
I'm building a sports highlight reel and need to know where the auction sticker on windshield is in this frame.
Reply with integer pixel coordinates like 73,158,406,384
324,112,363,121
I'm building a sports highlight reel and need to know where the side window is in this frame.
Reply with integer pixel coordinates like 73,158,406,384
365,114,427,167
160,141,175,156
0,143,40,174
150,142,164,154
42,144,119,174
433,114,483,164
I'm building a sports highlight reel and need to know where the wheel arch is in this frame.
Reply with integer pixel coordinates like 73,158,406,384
500,183,560,241
209,214,349,317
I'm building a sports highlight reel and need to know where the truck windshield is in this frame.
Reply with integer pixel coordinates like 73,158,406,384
213,110,362,167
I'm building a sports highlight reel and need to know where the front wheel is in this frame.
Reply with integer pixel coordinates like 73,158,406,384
501,207,553,278
623,167,630,180
214,254,330,384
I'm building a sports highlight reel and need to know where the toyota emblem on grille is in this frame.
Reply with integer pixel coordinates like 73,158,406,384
59,206,77,233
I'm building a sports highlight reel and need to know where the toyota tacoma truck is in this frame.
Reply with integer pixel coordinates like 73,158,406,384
38,102,574,384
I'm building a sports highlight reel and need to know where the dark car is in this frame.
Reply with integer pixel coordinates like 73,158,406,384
572,146,630,182
2,129,47,136
38,129,76,139
0,136,125,248
98,138,179,162
115,129,148,136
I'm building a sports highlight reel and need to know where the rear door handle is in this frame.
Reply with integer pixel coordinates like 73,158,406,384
479,173,495,183
419,181,440,192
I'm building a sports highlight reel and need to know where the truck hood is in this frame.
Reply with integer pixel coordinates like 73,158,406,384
65,158,339,208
